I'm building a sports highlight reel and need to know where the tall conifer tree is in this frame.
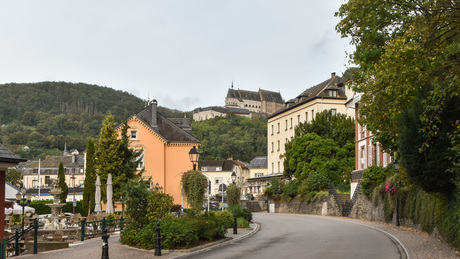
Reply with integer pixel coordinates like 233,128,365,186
82,138,96,214
58,162,68,203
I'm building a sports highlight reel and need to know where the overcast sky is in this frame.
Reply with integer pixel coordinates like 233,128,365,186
1,1,354,112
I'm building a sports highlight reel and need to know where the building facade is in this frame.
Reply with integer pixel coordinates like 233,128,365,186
198,159,248,196
225,87,284,115
21,150,86,192
193,106,251,121
347,92,392,197
267,72,355,175
116,100,201,206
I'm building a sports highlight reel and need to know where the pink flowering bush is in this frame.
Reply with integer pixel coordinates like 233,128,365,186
385,179,398,196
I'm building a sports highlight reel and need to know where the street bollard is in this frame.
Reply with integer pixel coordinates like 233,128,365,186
33,218,39,254
14,229,19,256
154,222,161,256
233,216,238,234
101,228,110,259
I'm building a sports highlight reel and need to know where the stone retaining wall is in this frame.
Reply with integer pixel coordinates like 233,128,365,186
269,195,342,216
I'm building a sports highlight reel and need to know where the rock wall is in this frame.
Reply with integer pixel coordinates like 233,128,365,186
271,195,342,217
348,193,385,222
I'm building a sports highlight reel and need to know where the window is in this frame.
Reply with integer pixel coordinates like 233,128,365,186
136,154,144,170
215,178,222,184
271,125,274,135
285,120,288,130
305,112,308,122
297,115,300,124
328,90,337,97
255,173,264,177
312,109,314,120
272,163,274,174
216,167,222,171
130,130,137,139
277,140,280,151
277,123,280,133
201,167,208,171
331,109,337,115
271,142,274,152
277,162,280,173
45,176,51,186
290,118,293,128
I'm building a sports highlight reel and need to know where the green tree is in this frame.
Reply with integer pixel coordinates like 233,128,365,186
95,114,141,203
146,190,174,221
58,162,68,203
192,113,267,161
121,179,150,228
295,110,355,147
6,168,23,188
82,138,96,214
284,133,354,194
95,113,123,202
335,0,460,193
226,184,241,206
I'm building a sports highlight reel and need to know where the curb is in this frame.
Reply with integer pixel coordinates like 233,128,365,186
171,223,260,258
341,220,411,259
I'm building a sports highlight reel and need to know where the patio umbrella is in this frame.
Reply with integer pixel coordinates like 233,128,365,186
5,204,35,215
106,173,114,214
94,175,102,213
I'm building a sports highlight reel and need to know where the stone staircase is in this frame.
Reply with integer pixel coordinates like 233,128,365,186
337,194,351,206
329,183,361,217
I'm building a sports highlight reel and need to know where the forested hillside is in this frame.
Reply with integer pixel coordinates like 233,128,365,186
0,82,186,160
191,113,267,162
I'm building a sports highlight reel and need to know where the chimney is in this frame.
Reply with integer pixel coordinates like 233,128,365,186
331,72,336,78
72,154,76,163
150,99,158,128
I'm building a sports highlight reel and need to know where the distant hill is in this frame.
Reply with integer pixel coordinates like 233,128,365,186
0,81,189,160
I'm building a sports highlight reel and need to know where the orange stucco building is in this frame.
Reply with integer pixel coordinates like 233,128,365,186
116,100,200,206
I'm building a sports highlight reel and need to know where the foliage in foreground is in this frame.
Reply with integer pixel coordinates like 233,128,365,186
120,211,231,250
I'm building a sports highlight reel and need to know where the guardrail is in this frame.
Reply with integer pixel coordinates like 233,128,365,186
80,217,125,241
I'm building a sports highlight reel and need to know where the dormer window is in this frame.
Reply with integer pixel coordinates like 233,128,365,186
328,90,338,97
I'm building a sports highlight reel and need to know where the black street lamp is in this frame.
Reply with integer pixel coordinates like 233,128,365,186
189,146,200,171
393,158,400,227
15,188,32,236
231,171,237,185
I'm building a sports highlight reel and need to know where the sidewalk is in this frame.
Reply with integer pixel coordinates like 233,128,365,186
14,224,259,259
339,217,459,259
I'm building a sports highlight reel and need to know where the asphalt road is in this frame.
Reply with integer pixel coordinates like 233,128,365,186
182,213,405,259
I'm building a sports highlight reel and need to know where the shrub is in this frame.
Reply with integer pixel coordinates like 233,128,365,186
215,210,233,228
191,212,227,241
283,179,300,198
226,184,241,206
146,191,174,221
361,166,393,196
160,217,198,249
227,204,252,223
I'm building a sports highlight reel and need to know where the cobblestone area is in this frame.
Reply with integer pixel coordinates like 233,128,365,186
340,218,459,259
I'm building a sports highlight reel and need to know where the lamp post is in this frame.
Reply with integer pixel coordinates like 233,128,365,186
189,146,200,171
231,171,237,185
71,168,76,214
393,158,400,227
15,188,32,236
